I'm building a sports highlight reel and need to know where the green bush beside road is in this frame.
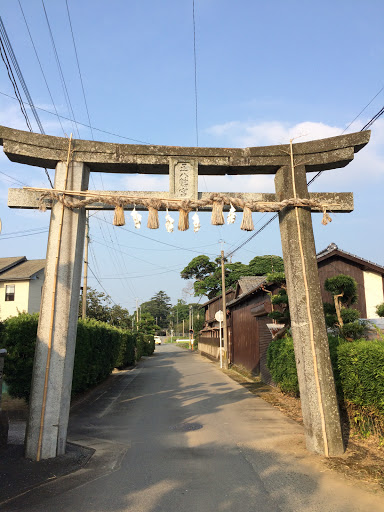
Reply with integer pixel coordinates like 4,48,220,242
267,334,384,437
0,313,153,402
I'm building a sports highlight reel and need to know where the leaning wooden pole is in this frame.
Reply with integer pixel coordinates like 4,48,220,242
221,250,229,369
82,212,89,320
274,152,344,457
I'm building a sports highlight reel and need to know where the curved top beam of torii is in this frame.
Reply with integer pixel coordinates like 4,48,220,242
0,125,370,175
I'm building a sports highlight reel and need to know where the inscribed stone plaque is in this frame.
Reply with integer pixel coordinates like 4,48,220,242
169,157,198,200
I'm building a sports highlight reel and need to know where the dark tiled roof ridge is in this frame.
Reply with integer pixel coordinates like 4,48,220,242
317,243,384,271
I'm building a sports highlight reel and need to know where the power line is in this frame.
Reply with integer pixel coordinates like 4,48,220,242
0,229,48,240
192,0,199,147
65,0,94,141
342,85,384,134
226,101,384,259
0,169,29,187
0,28,32,131
92,238,182,273
17,0,66,136
94,214,217,255
0,16,54,187
41,0,80,139
0,90,152,144
87,264,118,305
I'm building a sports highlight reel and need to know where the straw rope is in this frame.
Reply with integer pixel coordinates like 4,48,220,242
27,187,337,225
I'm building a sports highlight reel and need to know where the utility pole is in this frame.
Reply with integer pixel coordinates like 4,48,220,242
221,248,229,369
82,212,89,320
136,298,139,330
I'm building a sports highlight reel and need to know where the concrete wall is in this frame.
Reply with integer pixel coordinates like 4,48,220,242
363,270,384,318
28,270,45,314
0,281,30,320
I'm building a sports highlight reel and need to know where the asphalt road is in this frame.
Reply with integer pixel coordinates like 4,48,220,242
4,344,384,511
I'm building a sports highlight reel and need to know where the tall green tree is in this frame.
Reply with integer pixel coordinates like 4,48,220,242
181,254,284,299
79,287,131,327
138,312,158,335
141,291,171,328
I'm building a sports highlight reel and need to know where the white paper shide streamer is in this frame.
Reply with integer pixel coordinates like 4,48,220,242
131,207,142,229
227,203,236,224
192,211,200,233
165,209,175,232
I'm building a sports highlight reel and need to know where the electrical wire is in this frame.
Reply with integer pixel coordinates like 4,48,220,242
226,100,384,259
87,264,118,304
17,0,66,137
192,0,199,147
65,0,93,140
94,214,218,255
41,0,80,139
0,90,152,144
0,16,54,187
92,238,182,273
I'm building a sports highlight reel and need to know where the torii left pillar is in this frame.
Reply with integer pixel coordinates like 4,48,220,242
25,161,89,460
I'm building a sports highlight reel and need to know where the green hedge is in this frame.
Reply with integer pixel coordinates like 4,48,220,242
1,313,138,401
337,339,384,414
1,313,39,401
136,332,155,360
115,330,136,369
267,336,299,395
267,334,384,437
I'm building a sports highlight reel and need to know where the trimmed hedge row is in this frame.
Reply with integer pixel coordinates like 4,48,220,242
1,313,152,401
267,334,384,436
337,339,384,414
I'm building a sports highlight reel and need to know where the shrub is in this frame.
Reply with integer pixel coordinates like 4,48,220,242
136,332,155,359
337,339,384,415
340,308,359,324
3,314,130,401
2,313,39,401
266,336,299,395
340,321,368,340
376,303,384,318
267,334,342,397
115,330,136,369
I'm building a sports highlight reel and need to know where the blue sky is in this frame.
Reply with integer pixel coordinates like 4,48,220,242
1,0,384,312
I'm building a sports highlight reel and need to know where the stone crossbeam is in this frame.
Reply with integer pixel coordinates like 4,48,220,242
8,189,354,212
0,125,370,174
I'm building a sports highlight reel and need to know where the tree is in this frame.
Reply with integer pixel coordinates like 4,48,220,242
79,288,112,323
181,254,284,299
141,291,171,328
264,272,290,330
138,312,158,335
324,274,366,339
79,287,131,328
324,274,357,328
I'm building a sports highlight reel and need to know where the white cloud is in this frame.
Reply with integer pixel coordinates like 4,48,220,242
206,118,384,187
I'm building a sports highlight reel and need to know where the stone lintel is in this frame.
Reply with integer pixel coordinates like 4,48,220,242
0,125,370,175
8,189,354,212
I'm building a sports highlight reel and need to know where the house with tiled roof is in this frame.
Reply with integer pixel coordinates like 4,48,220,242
317,243,384,319
198,244,384,381
0,257,45,320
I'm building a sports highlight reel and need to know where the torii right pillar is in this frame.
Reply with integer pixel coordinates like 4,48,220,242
275,162,344,456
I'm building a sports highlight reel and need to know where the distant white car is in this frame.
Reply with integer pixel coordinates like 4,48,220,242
154,336,162,345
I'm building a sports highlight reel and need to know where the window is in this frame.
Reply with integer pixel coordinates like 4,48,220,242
5,284,15,301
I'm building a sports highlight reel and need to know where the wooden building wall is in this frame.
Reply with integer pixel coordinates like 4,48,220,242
317,256,367,317
231,299,260,373
230,292,273,376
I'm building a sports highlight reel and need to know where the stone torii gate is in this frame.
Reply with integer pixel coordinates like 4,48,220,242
0,125,370,460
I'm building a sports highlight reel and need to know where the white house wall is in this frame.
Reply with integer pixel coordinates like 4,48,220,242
28,270,44,314
0,280,30,320
363,270,384,318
